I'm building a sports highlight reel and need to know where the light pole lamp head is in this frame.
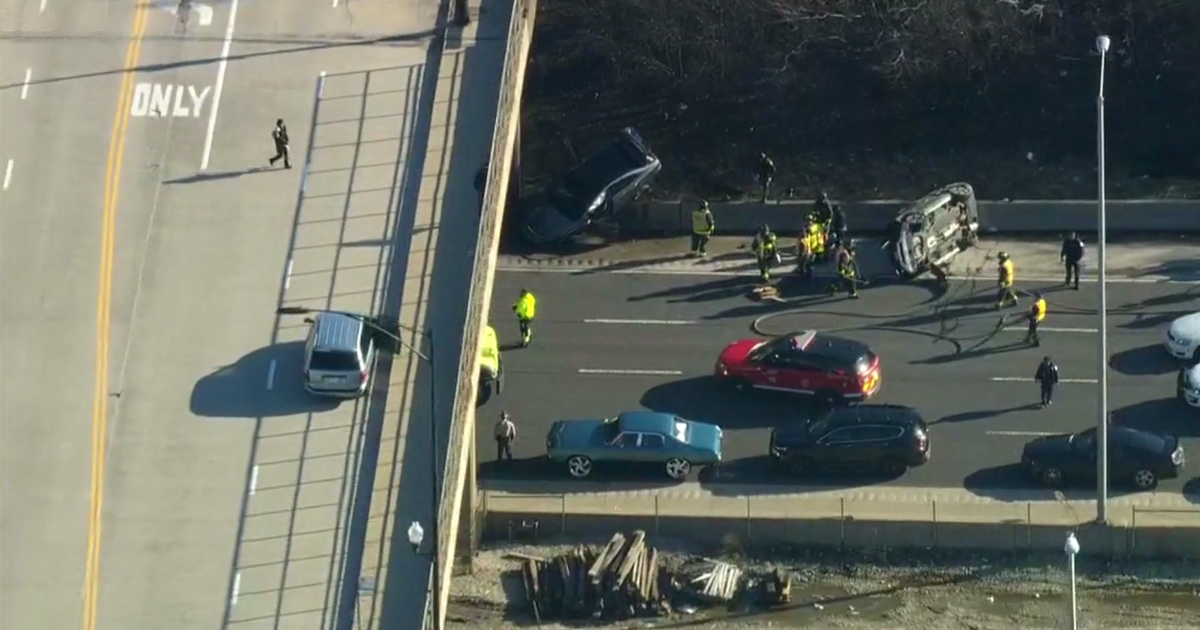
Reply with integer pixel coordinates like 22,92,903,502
1064,532,1081,556
407,521,424,552
1096,35,1111,55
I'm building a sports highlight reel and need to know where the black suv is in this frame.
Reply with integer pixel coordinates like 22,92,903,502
522,128,661,244
768,404,930,478
1021,426,1184,490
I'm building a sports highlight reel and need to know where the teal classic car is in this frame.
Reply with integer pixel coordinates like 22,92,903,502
545,411,723,480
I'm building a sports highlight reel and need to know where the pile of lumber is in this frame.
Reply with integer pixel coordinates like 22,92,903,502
680,559,744,603
511,530,674,621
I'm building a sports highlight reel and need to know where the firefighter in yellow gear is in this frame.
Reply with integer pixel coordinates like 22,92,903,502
795,229,814,279
808,222,826,260
830,243,860,298
1026,293,1047,346
690,200,715,257
513,288,537,347
752,224,778,282
996,252,1018,308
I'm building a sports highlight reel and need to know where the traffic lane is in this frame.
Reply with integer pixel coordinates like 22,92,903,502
0,3,142,628
495,270,1200,329
479,366,1195,495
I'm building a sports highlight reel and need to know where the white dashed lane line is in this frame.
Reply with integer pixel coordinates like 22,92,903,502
578,368,684,376
3,159,13,190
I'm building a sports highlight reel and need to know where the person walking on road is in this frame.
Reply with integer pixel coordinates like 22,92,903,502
1034,356,1059,408
494,411,517,461
1026,292,1048,347
996,251,1018,308
690,200,715,257
513,288,537,347
269,119,292,169
1060,232,1085,290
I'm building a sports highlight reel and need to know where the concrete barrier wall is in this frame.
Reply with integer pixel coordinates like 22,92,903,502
483,506,1200,560
618,199,1200,236
435,0,536,627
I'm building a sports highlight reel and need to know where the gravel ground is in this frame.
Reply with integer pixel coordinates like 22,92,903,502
447,538,1200,629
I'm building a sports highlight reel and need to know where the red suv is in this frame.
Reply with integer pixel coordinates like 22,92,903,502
714,331,881,405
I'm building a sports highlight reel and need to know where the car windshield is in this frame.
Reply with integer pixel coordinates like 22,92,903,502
672,419,689,443
749,334,802,361
310,350,359,372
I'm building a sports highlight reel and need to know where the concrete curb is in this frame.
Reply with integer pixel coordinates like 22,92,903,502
618,199,1200,236
481,490,1200,559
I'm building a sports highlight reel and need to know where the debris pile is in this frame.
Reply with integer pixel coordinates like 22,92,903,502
511,530,673,622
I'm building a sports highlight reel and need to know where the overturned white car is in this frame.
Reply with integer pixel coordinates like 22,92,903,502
883,182,980,280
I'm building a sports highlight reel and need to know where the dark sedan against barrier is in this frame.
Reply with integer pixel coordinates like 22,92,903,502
1021,426,1184,490
522,127,661,244
545,411,722,480
769,403,930,478
883,182,980,279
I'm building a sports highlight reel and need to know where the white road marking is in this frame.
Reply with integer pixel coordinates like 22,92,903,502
2,160,12,190
248,464,259,495
199,0,239,170
21,68,31,99
38,0,46,13
266,359,276,390
583,318,695,325
578,368,683,376
990,377,1099,384
987,430,1058,437
332,0,339,6
496,264,1200,284
230,571,241,605
284,258,294,289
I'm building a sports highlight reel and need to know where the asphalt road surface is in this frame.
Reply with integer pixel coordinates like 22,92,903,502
1,0,448,628
478,270,1200,497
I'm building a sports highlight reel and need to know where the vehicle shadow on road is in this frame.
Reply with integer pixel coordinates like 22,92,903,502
963,464,1140,502
698,455,892,495
478,457,686,492
1111,398,1200,437
1136,260,1200,282
1109,344,1179,376
189,341,340,418
640,377,799,429
911,340,1029,366
931,404,1039,425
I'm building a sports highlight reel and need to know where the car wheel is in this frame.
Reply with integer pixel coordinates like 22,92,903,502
1132,468,1159,490
566,456,593,479
878,457,907,478
665,458,692,480
1039,467,1064,488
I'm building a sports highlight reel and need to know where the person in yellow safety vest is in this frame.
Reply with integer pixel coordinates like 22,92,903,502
1026,292,1047,347
830,243,860,298
512,288,537,347
996,252,1018,308
795,228,813,279
808,222,826,259
751,224,778,282
690,200,715,257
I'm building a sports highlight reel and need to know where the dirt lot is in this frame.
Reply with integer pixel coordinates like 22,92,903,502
447,539,1200,629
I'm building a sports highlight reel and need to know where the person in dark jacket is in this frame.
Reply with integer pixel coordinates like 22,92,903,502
1060,232,1085,290
1034,356,1059,407
830,205,848,249
755,152,776,202
268,119,291,169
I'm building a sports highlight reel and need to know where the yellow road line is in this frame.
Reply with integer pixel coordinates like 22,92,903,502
83,4,150,630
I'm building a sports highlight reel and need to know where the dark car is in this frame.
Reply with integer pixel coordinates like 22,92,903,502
884,182,980,279
1021,426,1184,490
545,411,722,480
769,404,930,477
714,330,881,405
523,128,661,244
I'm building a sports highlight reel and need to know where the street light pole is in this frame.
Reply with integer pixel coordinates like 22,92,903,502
1064,532,1080,630
1095,34,1111,523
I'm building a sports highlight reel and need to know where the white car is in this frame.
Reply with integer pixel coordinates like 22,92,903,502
1164,312,1200,362
1178,364,1200,409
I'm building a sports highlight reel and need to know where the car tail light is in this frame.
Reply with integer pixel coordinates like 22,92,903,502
913,429,928,451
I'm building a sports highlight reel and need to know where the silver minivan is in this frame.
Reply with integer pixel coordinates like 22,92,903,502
302,312,375,398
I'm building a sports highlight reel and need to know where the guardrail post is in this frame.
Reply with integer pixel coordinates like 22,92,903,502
931,500,938,549
745,498,751,541
839,497,846,548
453,0,470,26
653,495,660,536
559,495,566,535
